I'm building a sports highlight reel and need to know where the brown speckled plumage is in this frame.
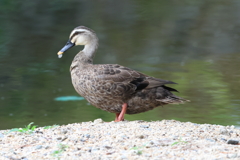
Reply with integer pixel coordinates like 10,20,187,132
58,26,189,119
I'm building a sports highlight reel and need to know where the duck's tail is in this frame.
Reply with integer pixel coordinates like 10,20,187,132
157,95,190,104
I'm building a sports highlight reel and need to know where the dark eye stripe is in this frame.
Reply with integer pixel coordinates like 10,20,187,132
70,31,84,40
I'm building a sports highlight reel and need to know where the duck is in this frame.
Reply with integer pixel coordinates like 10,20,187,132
57,26,189,122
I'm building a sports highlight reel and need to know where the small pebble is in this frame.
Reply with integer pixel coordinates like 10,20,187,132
206,139,215,143
85,134,90,138
220,129,229,136
61,136,68,141
56,137,62,140
0,133,4,138
104,146,112,149
93,118,104,124
227,153,237,158
137,135,145,139
140,125,149,128
61,130,68,134
227,140,239,145
35,145,43,150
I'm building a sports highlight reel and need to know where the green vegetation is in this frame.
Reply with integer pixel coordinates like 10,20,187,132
6,122,59,134
171,138,188,146
43,125,59,129
8,122,37,134
131,144,146,155
51,143,68,159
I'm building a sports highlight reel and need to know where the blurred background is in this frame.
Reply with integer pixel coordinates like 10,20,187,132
0,0,240,130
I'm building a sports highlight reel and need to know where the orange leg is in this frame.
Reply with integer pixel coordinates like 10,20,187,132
115,113,120,121
114,103,127,122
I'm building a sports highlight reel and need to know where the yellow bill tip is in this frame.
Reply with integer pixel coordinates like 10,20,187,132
57,51,64,55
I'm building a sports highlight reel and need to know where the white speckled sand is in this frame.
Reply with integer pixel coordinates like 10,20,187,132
0,119,239,160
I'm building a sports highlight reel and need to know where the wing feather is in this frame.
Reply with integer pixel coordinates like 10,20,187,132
92,64,176,92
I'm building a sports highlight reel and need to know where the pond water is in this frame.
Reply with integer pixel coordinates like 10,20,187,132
0,0,240,129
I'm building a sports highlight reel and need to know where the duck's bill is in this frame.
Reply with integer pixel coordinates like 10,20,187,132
57,40,75,58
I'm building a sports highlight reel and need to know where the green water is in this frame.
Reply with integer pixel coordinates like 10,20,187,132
0,0,239,129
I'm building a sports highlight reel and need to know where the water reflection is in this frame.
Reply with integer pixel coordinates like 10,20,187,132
0,0,240,129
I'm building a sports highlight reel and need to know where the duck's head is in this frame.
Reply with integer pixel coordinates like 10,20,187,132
57,26,98,58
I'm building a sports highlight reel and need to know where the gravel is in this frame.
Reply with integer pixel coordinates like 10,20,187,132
0,119,239,160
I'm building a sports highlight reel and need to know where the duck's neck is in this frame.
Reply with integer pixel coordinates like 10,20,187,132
82,38,98,59
71,37,98,71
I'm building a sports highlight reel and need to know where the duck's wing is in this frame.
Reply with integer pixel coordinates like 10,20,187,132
93,64,177,92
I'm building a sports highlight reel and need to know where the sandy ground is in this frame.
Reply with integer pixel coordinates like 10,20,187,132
0,119,239,160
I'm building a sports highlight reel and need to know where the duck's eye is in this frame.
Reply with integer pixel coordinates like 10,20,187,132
70,31,85,40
